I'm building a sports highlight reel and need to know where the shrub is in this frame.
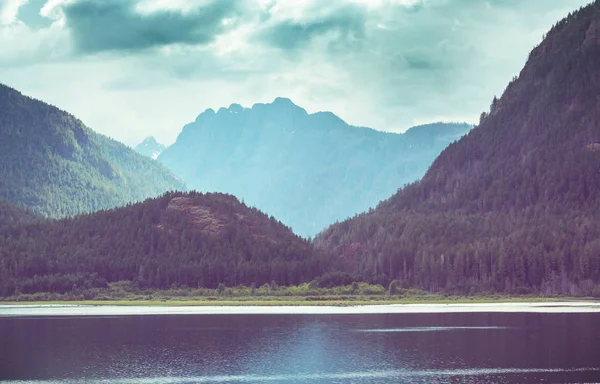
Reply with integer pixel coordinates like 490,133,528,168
388,280,399,295
315,272,356,288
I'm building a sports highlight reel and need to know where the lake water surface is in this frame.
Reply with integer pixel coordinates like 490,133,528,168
1,305,600,383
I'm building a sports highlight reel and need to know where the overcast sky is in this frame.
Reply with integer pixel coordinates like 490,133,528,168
0,0,592,146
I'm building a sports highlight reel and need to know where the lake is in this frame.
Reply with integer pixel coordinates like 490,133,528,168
1,305,600,383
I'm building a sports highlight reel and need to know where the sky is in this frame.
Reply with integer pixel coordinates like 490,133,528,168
0,0,593,146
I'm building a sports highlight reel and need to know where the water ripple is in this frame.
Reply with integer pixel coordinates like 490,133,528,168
2,367,599,383
354,326,514,332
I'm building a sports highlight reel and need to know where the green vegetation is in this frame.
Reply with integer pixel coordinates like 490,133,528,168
316,2,600,296
0,84,184,218
0,281,571,305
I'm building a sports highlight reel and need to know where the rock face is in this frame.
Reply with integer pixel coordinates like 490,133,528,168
0,84,185,218
134,136,166,159
158,98,471,237
315,1,600,295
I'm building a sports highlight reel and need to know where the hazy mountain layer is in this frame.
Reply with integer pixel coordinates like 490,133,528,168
159,99,471,237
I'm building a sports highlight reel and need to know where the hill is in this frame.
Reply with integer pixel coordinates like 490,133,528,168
0,84,185,217
134,136,166,159
315,1,600,295
0,199,38,231
0,191,327,297
158,98,471,237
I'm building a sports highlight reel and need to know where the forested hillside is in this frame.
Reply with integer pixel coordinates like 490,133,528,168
0,84,185,217
0,191,328,297
158,98,470,237
0,199,38,232
316,1,600,295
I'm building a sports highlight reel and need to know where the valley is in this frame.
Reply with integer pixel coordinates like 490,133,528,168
1,1,600,302
2,1,600,383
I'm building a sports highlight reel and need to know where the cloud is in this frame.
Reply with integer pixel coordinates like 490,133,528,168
256,4,367,50
0,0,28,25
62,0,246,53
0,0,594,147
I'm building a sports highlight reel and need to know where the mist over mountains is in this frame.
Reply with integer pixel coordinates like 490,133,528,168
157,98,471,237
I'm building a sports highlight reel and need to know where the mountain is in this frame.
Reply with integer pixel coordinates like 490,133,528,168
315,1,600,295
0,84,185,218
135,136,166,159
0,191,327,297
158,98,471,237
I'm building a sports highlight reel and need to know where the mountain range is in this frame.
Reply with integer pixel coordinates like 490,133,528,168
157,99,471,237
2,0,600,297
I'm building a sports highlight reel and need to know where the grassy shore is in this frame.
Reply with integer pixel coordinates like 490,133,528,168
0,298,564,307
0,282,583,306
1,281,594,306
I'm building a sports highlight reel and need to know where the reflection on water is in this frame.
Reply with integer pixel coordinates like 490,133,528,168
1,312,599,383
354,326,514,332
4,368,600,384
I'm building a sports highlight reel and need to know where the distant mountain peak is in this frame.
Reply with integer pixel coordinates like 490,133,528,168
272,97,296,106
140,136,159,145
308,111,347,127
228,103,244,113
134,136,166,160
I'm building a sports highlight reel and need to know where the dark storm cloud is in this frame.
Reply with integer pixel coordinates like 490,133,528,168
257,5,367,50
63,0,243,53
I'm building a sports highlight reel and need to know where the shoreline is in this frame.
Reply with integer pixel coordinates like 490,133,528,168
2,301,600,316
0,298,580,308
0,296,597,307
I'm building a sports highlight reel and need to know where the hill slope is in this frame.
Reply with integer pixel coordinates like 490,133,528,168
316,1,600,295
0,84,185,217
158,99,471,237
0,191,327,297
